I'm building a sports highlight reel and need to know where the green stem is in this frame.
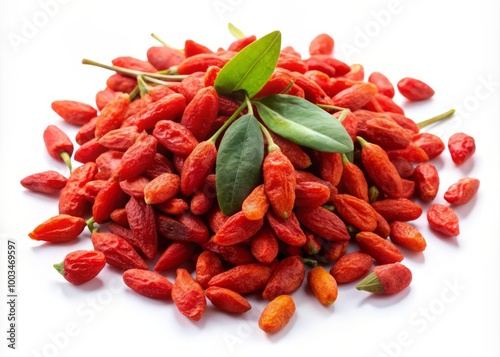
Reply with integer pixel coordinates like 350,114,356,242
259,123,280,153
245,94,253,116
86,217,100,234
280,81,294,95
417,108,455,129
53,262,65,276
317,103,348,111
59,152,72,173
81,58,188,81
356,136,369,148
301,258,318,267
129,86,140,101
207,100,247,144
336,109,350,123
141,75,175,86
150,33,184,54
137,75,150,97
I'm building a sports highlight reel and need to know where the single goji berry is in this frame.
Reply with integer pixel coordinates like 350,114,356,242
59,162,97,217
389,221,427,252
131,93,186,131
262,256,305,301
180,86,219,141
146,45,185,71
43,124,74,171
53,250,106,285
368,72,395,98
51,100,98,126
340,154,369,202
397,77,435,101
20,170,67,194
213,210,264,246
331,82,378,111
411,132,445,160
208,263,272,295
263,148,296,219
195,250,225,289
249,227,279,265
180,140,217,196
92,178,128,224
125,196,158,260
28,214,86,243
333,194,378,232
75,116,98,145
308,33,334,55
152,120,199,157
357,136,403,198
307,266,338,306
94,93,130,139
356,262,412,295
98,125,140,151
266,210,307,246
412,163,440,202
171,268,206,321
448,132,476,165
74,138,109,164
258,295,296,334
295,205,350,242
143,172,180,205
184,39,213,57
242,184,270,220
330,252,373,283
123,269,173,299
427,203,460,237
444,177,480,205
91,232,148,270
154,242,198,272
355,231,404,264
371,198,423,222
112,132,157,181
317,151,343,187
294,181,331,207
205,286,252,314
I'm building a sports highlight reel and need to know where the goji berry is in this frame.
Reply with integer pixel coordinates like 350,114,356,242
262,256,305,301
29,214,86,243
180,141,217,196
371,198,423,222
180,86,219,141
152,120,198,157
263,149,296,219
427,203,460,237
154,242,197,272
368,72,395,98
213,210,265,246
20,170,68,194
448,132,476,165
249,227,279,265
242,184,270,220
397,77,435,101
53,250,106,285
94,93,130,138
171,268,206,321
143,172,180,205
333,194,378,232
266,210,307,246
356,262,412,295
59,162,97,217
112,132,157,181
411,163,440,202
258,295,296,334
195,250,225,289
357,136,403,198
123,269,173,299
205,286,252,314
389,221,427,252
330,252,373,283
43,124,74,171
91,232,148,270
308,33,334,55
125,196,158,260
208,263,272,295
307,266,338,305
444,177,480,205
51,100,98,126
295,206,350,242
355,231,404,264
411,132,445,160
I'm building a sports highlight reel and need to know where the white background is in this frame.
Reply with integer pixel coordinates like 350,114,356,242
1,0,500,356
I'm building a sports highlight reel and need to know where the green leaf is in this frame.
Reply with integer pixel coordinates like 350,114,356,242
214,30,281,99
253,94,354,153
228,23,245,39
216,114,264,216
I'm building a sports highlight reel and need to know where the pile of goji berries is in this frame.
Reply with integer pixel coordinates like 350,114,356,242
21,30,480,334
